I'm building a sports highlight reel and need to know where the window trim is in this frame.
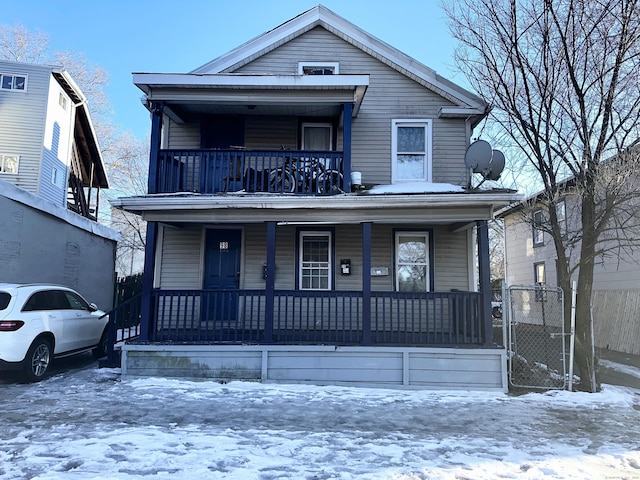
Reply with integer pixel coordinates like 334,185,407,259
0,73,28,92
301,122,333,150
532,209,544,246
297,229,334,291
556,200,567,237
298,62,339,75
391,119,432,183
0,154,19,174
393,229,434,292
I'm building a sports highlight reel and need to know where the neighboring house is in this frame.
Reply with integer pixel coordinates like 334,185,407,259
0,60,118,309
112,6,520,390
500,191,640,356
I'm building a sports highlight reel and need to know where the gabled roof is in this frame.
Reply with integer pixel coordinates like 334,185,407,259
191,5,488,120
52,70,109,189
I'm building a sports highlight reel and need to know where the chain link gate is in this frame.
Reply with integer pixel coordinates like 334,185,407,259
506,285,567,389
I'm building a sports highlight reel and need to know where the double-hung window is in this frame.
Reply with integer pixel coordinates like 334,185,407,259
556,201,566,237
534,262,546,301
392,119,432,183
395,232,430,292
299,231,332,290
533,209,544,246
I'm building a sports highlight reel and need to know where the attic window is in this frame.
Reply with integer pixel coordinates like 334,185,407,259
59,92,68,110
298,62,339,75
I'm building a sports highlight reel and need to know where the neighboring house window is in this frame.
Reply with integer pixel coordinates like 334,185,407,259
51,167,66,188
556,201,566,237
59,92,68,110
0,73,27,91
534,261,546,301
533,209,544,246
0,154,19,174
395,231,430,292
298,62,339,75
301,122,332,150
299,231,332,290
391,119,432,183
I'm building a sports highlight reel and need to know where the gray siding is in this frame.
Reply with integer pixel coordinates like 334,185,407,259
157,223,471,293
158,226,203,289
166,120,200,149
0,61,50,195
234,27,465,186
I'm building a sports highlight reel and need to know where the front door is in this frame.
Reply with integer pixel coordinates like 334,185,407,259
203,229,241,321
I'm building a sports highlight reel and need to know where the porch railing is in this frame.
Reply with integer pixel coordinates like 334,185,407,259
148,289,485,346
154,149,345,195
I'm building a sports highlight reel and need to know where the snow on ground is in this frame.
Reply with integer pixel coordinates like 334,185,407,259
601,359,640,379
1,359,640,480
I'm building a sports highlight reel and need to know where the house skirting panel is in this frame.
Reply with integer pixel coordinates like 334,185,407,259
121,345,507,391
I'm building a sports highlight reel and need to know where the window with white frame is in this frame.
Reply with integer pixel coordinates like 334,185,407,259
299,231,332,290
298,62,339,75
59,91,68,110
395,231,430,292
0,73,27,91
391,119,432,183
0,154,19,174
556,200,566,237
533,209,544,246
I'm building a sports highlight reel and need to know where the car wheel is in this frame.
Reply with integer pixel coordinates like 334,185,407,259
23,338,52,382
93,328,108,359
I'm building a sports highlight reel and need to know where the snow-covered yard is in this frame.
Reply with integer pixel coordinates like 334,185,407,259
1,358,639,479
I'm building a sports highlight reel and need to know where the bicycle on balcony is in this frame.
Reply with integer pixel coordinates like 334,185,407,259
268,156,343,194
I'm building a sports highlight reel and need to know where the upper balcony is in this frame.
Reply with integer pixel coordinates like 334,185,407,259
154,148,345,195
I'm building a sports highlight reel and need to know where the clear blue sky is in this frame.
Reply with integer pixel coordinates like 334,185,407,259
2,0,465,141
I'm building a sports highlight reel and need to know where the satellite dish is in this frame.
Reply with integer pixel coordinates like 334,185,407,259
464,140,492,173
485,149,506,181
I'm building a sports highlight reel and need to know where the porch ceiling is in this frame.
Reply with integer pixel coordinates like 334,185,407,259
133,73,369,119
112,191,521,225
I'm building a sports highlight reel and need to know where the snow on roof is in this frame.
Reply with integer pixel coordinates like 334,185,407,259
366,181,465,195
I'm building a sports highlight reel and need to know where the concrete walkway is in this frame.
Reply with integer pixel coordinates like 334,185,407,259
597,348,640,389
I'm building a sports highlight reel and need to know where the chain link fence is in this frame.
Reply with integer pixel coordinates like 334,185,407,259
507,285,567,390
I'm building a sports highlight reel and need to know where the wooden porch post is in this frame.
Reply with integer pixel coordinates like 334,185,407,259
147,102,163,194
139,222,158,342
342,102,352,193
138,105,163,342
264,221,276,342
477,220,493,344
362,222,372,344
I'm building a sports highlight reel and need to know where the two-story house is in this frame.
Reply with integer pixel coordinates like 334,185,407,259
112,6,520,390
0,60,117,308
500,189,640,357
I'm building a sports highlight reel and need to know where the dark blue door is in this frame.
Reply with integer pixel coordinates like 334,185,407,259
203,229,241,321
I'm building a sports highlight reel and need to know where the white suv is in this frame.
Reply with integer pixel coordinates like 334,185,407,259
0,284,108,382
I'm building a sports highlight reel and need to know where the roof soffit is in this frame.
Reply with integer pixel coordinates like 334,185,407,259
190,5,486,111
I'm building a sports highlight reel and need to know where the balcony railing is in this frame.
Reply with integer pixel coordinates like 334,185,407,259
146,289,486,346
154,149,345,195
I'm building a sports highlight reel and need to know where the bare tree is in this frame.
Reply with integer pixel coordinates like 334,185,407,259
0,23,149,276
445,0,640,391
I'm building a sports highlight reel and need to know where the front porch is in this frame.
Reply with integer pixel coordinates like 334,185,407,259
145,288,485,345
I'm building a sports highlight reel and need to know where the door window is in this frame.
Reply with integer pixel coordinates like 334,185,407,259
299,231,332,290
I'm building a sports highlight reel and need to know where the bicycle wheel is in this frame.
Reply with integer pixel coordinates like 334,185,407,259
316,170,343,194
269,168,296,193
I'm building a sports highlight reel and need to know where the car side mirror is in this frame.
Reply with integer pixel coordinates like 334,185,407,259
89,303,99,312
